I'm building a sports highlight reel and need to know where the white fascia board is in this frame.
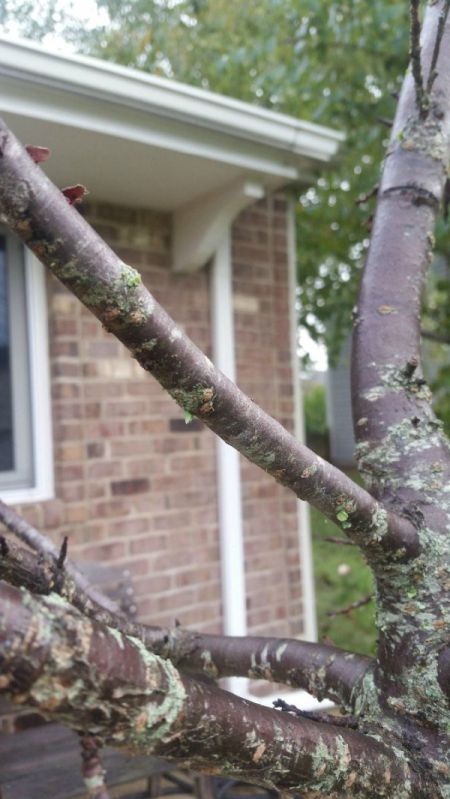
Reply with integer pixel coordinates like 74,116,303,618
0,78,300,183
0,35,344,169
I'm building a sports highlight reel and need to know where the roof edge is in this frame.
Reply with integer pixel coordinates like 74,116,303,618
0,35,344,164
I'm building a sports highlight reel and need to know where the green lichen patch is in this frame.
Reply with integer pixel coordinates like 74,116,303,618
301,464,318,479
170,385,215,417
120,263,141,288
360,363,435,409
200,650,219,679
355,414,448,493
51,257,151,327
120,635,187,748
399,113,446,162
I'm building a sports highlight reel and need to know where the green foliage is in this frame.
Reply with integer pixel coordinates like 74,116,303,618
423,259,450,435
303,384,328,437
310,498,376,657
71,0,413,360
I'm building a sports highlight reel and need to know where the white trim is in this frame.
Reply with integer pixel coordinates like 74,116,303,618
174,181,264,272
211,231,247,641
0,254,54,504
0,36,344,167
287,198,317,642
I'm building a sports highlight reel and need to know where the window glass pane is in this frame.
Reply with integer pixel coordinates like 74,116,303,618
0,229,33,490
0,236,14,472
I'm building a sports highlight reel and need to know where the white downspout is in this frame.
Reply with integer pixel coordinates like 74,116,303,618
287,198,318,642
211,229,247,655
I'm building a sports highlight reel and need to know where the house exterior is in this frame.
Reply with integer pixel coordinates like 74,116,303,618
0,37,342,684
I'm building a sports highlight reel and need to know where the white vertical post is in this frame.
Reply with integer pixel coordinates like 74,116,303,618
211,229,247,642
287,198,318,642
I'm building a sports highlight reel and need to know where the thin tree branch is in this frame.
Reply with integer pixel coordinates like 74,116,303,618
327,594,373,619
0,121,418,562
273,698,359,729
0,500,120,615
421,328,450,345
410,0,426,116
426,0,450,93
79,735,110,799
0,537,370,706
0,582,420,797
376,117,394,129
356,184,379,206
323,536,357,546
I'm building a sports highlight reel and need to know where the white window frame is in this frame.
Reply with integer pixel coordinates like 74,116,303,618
0,236,54,504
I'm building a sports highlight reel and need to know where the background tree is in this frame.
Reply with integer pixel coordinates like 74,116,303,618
2,0,449,393
1,2,450,798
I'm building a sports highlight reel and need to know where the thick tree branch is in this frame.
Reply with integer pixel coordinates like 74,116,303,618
0,582,420,797
0,121,418,562
352,1,450,514
0,536,369,706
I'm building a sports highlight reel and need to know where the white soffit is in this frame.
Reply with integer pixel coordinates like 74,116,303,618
0,36,344,211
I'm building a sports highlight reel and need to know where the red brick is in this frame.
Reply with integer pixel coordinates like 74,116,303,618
9,195,303,640
111,478,150,496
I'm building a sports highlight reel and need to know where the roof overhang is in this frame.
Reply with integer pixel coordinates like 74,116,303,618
0,36,344,212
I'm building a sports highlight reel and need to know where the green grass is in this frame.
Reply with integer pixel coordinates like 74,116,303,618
310,471,377,657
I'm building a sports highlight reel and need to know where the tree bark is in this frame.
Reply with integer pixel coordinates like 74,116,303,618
0,582,421,798
0,3,450,797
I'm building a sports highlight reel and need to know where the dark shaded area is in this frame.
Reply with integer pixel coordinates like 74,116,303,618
0,236,14,472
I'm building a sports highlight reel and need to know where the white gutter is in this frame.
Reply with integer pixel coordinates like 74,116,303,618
0,35,344,165
211,230,248,699
211,231,247,642
287,198,317,642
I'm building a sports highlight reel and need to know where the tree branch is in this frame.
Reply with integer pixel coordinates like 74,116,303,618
426,0,450,94
162,631,371,708
0,500,120,615
351,0,450,698
79,735,110,799
421,328,450,345
352,0,450,515
0,536,370,706
410,0,426,115
0,120,418,562
326,594,373,619
0,582,419,797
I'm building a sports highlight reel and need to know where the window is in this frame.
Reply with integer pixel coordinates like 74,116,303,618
0,227,53,503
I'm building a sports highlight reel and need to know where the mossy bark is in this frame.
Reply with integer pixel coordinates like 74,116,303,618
0,2,450,796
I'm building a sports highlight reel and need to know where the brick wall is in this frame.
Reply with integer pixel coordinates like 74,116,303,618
233,196,304,638
12,196,305,638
